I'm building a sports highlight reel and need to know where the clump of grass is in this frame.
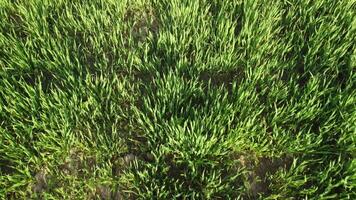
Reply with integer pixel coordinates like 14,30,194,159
1,0,355,199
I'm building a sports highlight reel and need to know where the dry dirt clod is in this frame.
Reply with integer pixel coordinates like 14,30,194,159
250,156,293,197
123,153,136,165
144,152,155,162
95,185,112,200
113,190,123,200
237,154,293,198
32,169,48,194
112,153,138,176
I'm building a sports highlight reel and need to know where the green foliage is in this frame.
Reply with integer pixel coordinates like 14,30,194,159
0,0,355,199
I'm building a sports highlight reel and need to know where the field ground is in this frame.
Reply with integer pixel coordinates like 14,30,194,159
0,0,355,199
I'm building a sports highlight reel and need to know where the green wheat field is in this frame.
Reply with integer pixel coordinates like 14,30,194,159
0,0,355,199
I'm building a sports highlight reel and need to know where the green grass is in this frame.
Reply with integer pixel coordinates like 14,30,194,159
0,0,355,199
